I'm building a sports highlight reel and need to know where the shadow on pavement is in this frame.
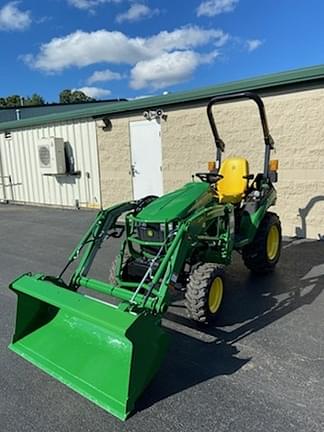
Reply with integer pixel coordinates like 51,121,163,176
136,239,324,413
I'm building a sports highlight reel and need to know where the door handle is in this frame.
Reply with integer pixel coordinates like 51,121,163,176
130,164,139,177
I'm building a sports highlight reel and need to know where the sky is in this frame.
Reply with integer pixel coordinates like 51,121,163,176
0,0,323,103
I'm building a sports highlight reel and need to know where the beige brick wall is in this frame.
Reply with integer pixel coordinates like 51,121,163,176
97,87,324,239
96,115,139,206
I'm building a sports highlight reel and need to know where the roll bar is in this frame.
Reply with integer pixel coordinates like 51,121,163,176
206,91,275,178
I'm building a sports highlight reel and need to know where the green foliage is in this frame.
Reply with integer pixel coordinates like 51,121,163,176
0,94,45,107
24,94,45,106
2,95,21,107
59,89,94,104
59,89,73,104
0,89,95,108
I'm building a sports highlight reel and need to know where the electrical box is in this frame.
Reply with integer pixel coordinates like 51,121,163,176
38,137,66,175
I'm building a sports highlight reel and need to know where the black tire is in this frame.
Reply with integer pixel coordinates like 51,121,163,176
242,212,282,274
185,263,225,324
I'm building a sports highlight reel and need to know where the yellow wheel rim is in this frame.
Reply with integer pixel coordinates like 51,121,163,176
208,277,223,314
266,225,280,261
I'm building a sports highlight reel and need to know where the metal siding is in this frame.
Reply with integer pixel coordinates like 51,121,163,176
0,119,100,208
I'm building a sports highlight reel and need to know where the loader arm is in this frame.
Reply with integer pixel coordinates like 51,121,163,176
68,201,138,287
57,199,231,315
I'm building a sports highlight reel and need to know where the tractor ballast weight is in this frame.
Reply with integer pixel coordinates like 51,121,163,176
9,92,281,420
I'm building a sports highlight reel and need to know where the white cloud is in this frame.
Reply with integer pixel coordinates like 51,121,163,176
87,68,124,84
116,3,159,23
22,30,145,71
130,50,218,90
197,0,238,17
67,0,121,12
0,1,31,31
74,86,112,98
148,27,228,52
246,39,263,52
23,26,228,72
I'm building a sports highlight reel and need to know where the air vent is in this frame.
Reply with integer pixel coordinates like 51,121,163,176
37,137,66,175
38,146,51,167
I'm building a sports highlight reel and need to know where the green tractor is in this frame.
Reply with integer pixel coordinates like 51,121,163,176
9,92,281,421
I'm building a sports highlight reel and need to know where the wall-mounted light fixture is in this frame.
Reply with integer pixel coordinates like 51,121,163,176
143,109,167,121
97,116,112,130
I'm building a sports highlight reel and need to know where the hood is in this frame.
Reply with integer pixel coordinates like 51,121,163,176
136,182,212,222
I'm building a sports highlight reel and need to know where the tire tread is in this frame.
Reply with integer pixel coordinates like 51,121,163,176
185,262,225,323
242,211,282,274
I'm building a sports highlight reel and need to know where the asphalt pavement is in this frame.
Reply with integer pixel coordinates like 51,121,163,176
0,204,323,432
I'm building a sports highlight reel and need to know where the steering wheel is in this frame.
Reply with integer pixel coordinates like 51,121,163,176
195,172,224,184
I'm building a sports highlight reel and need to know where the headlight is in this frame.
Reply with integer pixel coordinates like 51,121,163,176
137,223,164,242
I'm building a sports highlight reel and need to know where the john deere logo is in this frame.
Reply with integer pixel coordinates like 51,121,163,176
147,229,154,238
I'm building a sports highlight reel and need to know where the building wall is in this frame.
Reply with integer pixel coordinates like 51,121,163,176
96,116,137,206
97,87,324,239
0,118,101,208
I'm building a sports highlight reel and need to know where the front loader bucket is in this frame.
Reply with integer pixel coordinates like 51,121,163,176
9,274,168,420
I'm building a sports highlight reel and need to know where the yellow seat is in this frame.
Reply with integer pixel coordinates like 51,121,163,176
217,158,249,204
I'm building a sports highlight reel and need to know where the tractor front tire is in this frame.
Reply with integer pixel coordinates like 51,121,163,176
109,251,132,284
242,212,281,274
185,263,225,324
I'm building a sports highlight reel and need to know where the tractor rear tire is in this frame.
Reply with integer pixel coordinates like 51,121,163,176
185,263,225,324
242,212,281,274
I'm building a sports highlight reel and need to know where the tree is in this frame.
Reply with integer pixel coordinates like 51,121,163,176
0,88,95,108
59,89,72,104
72,90,94,102
59,89,94,104
0,93,45,107
24,94,45,106
4,95,21,107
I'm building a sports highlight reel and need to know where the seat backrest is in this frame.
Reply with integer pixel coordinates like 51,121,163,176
217,157,249,204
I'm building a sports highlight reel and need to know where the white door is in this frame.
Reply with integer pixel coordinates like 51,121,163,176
129,119,163,200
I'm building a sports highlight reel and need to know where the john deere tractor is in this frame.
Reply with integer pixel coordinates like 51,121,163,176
9,92,281,420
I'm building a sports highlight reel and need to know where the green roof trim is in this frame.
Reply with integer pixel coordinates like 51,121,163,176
2,64,324,132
